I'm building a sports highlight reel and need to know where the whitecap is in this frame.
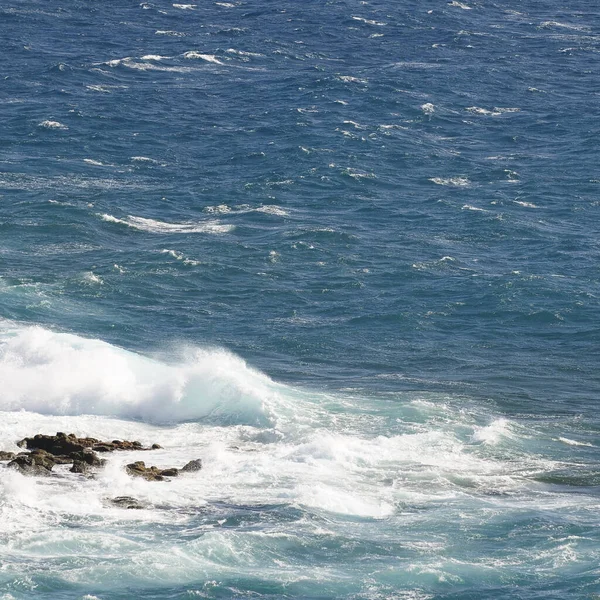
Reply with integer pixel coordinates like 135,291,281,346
351,16,387,26
430,177,470,186
86,85,112,93
183,52,225,64
421,103,435,114
461,204,488,212
100,213,234,234
255,205,288,216
558,437,595,447
343,168,376,180
343,120,365,129
0,325,274,426
82,272,103,285
466,106,520,117
131,156,160,164
514,200,538,208
39,120,68,130
83,159,105,166
161,249,200,266
448,1,472,9
173,3,196,8
155,30,185,36
226,48,263,58
472,419,513,445
337,75,368,84
539,21,590,31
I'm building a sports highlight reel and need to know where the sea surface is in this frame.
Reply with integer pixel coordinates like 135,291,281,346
1,0,599,598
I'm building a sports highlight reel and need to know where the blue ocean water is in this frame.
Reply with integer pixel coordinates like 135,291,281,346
1,0,599,598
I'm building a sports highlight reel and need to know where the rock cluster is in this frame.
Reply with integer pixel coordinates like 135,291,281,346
0,432,201,481
126,458,202,481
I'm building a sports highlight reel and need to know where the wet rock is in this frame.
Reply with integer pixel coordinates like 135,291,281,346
28,449,58,470
16,433,160,457
17,432,98,455
70,460,89,474
181,459,202,473
159,468,179,477
0,451,15,461
8,453,54,476
109,496,146,509
125,461,186,481
126,461,165,481
69,450,106,467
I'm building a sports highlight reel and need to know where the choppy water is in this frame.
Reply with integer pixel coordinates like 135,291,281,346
1,0,599,598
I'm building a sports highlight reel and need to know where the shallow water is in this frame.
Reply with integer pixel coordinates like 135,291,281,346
1,0,599,598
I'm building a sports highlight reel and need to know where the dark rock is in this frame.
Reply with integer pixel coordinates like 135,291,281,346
151,444,162,450
17,432,98,455
28,449,57,470
181,459,202,473
109,496,145,509
126,461,165,481
69,450,106,467
70,460,89,474
0,451,15,461
125,459,203,481
16,432,162,457
93,444,115,453
8,453,54,476
49,455,74,465
160,468,179,477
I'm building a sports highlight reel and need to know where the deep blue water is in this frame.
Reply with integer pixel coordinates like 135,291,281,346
1,1,600,599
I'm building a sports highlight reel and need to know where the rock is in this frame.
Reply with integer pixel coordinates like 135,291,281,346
159,468,179,477
0,451,15,461
109,496,145,510
70,460,89,474
125,461,185,481
126,461,165,481
16,433,161,457
28,449,58,470
151,444,162,450
8,453,54,476
17,432,98,455
69,450,106,468
181,459,202,473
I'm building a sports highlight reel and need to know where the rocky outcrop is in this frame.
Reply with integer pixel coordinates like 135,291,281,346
181,459,202,472
2,432,163,477
17,432,160,455
108,496,146,510
125,459,202,481
8,450,57,476
2,432,201,485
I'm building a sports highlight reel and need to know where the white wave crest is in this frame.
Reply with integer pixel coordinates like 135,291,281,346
100,214,234,234
0,325,276,426
183,52,225,64
351,16,387,26
161,249,200,266
448,1,472,9
39,120,68,130
430,177,470,186
466,106,520,117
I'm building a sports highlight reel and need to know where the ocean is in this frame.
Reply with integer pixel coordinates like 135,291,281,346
1,0,599,598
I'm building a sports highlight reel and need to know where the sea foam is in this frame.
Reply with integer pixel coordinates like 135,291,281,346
0,325,275,426
100,213,234,234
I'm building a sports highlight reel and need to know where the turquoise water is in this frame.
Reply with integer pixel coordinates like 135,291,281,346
1,0,599,598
